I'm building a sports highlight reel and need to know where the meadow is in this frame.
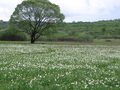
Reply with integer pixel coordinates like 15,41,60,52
0,43,120,90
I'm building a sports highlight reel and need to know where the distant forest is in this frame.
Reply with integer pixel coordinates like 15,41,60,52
0,20,8,30
0,19,120,41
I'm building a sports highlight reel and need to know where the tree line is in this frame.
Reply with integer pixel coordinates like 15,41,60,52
1,19,120,42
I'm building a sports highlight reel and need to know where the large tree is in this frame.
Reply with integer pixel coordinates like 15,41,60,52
10,0,64,43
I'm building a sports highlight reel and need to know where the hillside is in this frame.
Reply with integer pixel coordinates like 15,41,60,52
1,19,120,41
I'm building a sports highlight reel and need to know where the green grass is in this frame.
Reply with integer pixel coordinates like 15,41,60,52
0,43,120,90
0,39,120,45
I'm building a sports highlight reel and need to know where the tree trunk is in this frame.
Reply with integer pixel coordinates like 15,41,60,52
31,39,35,44
31,35,35,44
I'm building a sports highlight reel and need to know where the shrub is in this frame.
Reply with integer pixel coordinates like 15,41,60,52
105,39,112,42
0,26,27,41
76,33,93,42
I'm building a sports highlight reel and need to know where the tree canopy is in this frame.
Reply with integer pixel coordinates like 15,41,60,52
10,0,64,43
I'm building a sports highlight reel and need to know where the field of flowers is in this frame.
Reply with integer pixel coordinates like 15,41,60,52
0,44,120,90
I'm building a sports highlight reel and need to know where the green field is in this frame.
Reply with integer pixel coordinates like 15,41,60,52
0,39,120,45
0,44,120,90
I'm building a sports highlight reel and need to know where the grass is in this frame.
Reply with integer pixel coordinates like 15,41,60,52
0,43,120,90
0,39,120,45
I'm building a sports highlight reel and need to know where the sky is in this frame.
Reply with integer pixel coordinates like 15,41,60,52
0,0,120,22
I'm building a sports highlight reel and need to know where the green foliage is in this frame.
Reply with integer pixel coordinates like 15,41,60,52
75,33,93,42
1,19,120,42
10,0,64,43
0,26,27,41
0,20,8,30
54,19,120,41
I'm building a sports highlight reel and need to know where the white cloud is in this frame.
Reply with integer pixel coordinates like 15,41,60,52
0,0,120,22
0,0,23,21
50,0,120,22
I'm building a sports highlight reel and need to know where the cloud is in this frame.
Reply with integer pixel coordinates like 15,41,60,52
85,0,90,6
0,0,23,21
50,0,120,22
0,0,120,22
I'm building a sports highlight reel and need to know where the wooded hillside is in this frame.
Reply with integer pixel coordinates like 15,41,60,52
1,19,120,41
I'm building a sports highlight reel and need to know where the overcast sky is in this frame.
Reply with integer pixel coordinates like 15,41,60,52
0,0,120,22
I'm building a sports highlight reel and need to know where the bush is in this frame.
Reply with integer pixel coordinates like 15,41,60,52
0,26,27,41
75,33,93,42
39,32,94,42
46,31,69,41
105,39,112,42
